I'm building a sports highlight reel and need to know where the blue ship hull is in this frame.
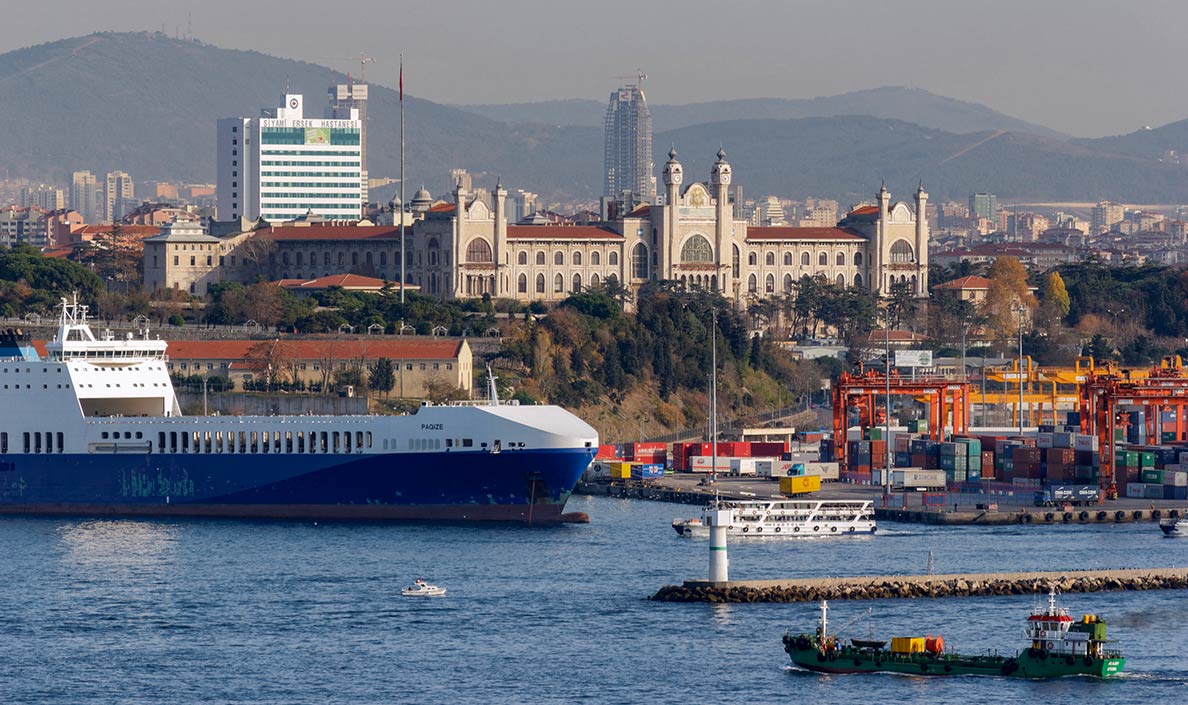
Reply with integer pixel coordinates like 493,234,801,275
0,448,596,523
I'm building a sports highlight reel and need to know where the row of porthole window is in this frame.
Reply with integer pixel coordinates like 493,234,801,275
155,429,374,454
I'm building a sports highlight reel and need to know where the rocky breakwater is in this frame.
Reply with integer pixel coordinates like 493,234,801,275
651,568,1188,603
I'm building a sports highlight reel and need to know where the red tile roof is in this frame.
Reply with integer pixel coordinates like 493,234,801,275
41,246,74,259
274,273,400,291
746,226,865,241
934,275,992,290
166,338,464,362
73,224,162,239
427,203,456,213
861,329,932,343
628,205,651,217
849,205,879,216
260,225,404,241
507,225,623,240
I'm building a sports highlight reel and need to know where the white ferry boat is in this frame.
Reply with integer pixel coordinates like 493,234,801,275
673,498,876,537
0,296,598,523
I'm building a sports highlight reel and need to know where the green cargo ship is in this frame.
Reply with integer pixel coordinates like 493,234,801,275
783,589,1124,678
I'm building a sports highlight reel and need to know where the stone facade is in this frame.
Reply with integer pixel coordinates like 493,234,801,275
145,150,930,305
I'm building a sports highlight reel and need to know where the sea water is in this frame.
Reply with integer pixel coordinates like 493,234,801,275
0,496,1184,704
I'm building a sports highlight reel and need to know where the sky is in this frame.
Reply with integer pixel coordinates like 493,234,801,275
6,0,1187,138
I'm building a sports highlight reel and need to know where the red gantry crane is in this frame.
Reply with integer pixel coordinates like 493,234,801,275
1079,356,1188,499
831,367,970,466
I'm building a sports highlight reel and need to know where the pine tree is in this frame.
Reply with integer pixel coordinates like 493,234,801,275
368,357,396,398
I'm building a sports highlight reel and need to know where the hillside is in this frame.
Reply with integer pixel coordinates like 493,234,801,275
656,117,1188,202
457,86,1068,138
0,32,601,201
4,32,1188,204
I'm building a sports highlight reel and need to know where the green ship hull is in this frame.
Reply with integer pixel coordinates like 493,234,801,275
783,637,1125,678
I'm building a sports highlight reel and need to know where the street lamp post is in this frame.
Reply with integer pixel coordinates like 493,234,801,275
883,309,892,497
1014,303,1025,434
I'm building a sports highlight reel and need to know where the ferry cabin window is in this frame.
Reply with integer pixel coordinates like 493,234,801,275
181,432,190,453
1,432,7,453
159,432,166,452
34,433,41,454
297,432,305,453
321,432,328,453
462,438,473,448
333,433,341,453
23,432,29,453
261,431,269,453
344,432,352,453
57,433,63,453
286,432,293,453
170,432,178,453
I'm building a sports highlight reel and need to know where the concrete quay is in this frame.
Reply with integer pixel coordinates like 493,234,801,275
652,567,1188,603
577,477,1188,525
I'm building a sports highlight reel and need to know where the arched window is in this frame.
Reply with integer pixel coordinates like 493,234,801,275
800,252,809,266
609,251,619,266
765,273,775,293
765,252,775,266
573,251,582,266
680,234,713,263
854,273,863,288
380,252,387,266
783,273,794,293
836,273,846,287
732,244,740,278
517,251,528,265
591,273,600,287
748,252,757,266
854,251,863,267
536,251,546,265
573,273,582,292
592,251,601,266
911,274,918,293
818,252,827,266
535,273,545,293
607,273,618,287
518,273,527,293
783,252,792,266
466,238,492,263
554,251,564,266
891,240,915,263
428,238,440,267
338,252,345,266
632,243,649,279
554,273,563,293
836,252,846,266
296,252,304,266
350,252,358,266
324,252,331,266
747,273,757,293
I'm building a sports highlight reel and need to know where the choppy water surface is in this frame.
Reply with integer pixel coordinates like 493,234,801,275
0,496,1185,704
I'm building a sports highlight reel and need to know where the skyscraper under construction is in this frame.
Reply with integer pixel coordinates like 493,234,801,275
603,79,654,202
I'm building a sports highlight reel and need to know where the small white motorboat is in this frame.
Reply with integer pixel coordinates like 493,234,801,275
401,578,447,597
672,517,709,538
1159,518,1186,537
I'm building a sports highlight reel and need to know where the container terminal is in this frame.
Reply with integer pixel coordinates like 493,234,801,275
578,356,1188,524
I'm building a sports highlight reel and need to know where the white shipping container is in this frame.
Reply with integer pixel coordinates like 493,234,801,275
729,458,758,476
804,462,841,481
689,456,733,473
1165,470,1188,487
1035,433,1054,449
892,468,946,490
751,458,788,477
1126,483,1148,499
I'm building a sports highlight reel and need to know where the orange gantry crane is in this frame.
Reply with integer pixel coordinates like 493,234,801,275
1079,356,1188,497
831,367,970,466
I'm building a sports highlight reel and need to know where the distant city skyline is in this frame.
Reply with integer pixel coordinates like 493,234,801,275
7,0,1188,138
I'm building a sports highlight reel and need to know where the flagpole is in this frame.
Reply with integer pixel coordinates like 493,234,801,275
399,53,405,304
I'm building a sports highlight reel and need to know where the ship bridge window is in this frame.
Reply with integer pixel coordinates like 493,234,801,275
462,438,473,448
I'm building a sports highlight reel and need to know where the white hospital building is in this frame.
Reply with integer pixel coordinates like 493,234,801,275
217,93,364,223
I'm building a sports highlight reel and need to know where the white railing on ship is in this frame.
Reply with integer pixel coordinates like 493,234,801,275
440,399,520,407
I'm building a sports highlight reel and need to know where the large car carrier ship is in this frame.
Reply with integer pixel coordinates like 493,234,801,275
0,296,598,523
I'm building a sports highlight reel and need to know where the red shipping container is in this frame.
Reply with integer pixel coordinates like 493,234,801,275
910,453,929,468
718,442,751,458
1044,448,1076,464
751,441,787,457
982,451,995,478
1012,447,1042,464
596,444,619,460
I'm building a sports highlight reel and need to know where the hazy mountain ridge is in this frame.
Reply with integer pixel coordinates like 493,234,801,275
457,86,1069,138
2,32,1188,205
